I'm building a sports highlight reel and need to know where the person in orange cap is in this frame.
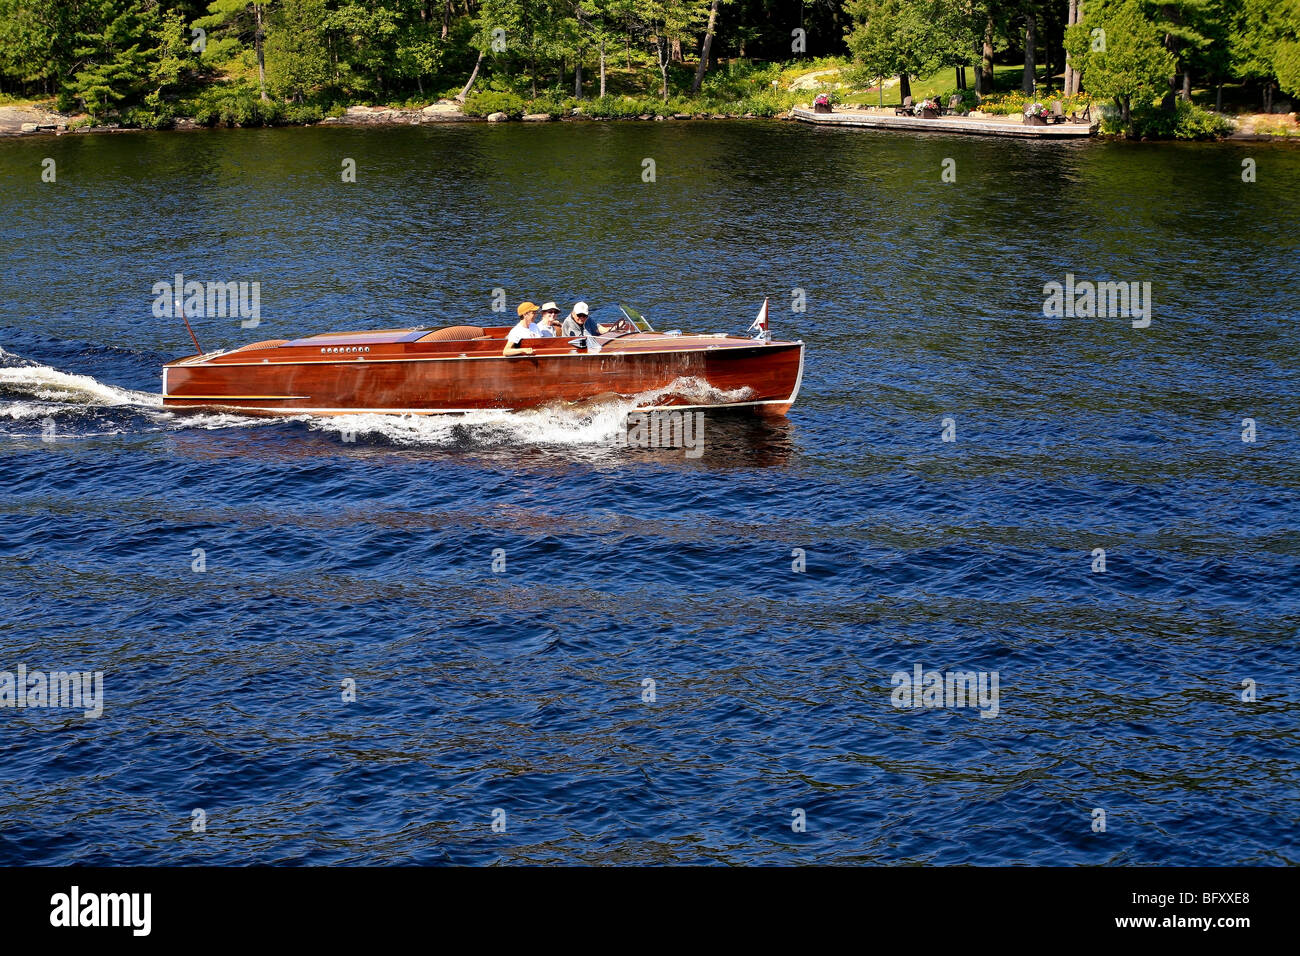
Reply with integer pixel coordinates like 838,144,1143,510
504,301,540,356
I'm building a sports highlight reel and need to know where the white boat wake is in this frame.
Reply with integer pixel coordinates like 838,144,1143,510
0,348,160,409
0,348,748,448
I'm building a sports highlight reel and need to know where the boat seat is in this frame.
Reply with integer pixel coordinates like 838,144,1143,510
235,339,289,352
417,325,486,342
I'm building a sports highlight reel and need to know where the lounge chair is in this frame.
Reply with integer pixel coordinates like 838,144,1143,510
941,94,961,116
895,95,913,116
1069,103,1092,123
1051,100,1066,123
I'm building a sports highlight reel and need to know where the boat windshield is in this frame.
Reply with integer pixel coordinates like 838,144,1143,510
617,304,655,332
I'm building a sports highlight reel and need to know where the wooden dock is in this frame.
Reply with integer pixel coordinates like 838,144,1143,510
791,107,1096,138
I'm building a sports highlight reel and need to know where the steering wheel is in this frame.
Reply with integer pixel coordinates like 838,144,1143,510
612,317,637,333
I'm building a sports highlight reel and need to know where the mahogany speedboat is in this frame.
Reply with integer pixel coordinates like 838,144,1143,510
162,305,804,417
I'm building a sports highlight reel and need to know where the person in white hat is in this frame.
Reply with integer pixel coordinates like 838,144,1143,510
560,302,588,338
562,301,616,339
535,302,561,337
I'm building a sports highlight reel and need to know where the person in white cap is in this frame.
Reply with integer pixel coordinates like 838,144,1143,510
560,302,588,338
535,302,562,337
563,301,619,339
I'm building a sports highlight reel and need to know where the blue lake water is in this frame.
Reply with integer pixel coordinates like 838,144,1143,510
0,122,1297,864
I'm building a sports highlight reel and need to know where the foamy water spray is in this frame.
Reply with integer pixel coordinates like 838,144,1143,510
0,348,748,449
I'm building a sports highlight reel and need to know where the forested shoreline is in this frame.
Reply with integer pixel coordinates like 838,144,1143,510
0,1,1296,138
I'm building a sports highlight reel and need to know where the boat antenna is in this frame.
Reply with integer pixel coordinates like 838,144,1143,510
177,295,204,356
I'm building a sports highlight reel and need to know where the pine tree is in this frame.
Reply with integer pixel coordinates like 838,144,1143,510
65,0,157,117
198,0,274,101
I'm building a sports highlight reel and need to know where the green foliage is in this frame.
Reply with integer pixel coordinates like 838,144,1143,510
728,92,790,116
846,0,911,81
395,17,445,91
462,88,527,117
151,8,192,94
576,95,665,117
845,0,977,82
1120,98,1236,138
123,100,176,129
1229,0,1300,89
698,60,783,99
0,1,46,83
529,93,575,117
1067,0,1176,134
195,0,266,72
266,0,329,101
940,87,978,113
189,84,286,125
1274,39,1300,97
62,0,157,117
283,101,325,123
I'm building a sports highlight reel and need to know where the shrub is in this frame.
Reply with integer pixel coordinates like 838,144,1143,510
666,98,711,116
284,103,324,124
123,93,177,130
577,96,666,119
699,61,784,101
187,87,289,126
462,89,526,118
940,88,979,113
731,90,796,116
529,95,575,118
122,106,174,130
1123,99,1235,139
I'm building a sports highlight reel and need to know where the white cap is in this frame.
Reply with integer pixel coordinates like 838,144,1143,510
540,301,559,312
573,301,589,315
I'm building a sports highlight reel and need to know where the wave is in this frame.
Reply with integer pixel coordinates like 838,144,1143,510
0,355,160,409
304,377,754,448
306,403,633,448
641,375,754,407
0,347,745,448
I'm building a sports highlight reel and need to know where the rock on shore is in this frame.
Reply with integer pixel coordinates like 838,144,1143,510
0,105,70,136
320,102,473,125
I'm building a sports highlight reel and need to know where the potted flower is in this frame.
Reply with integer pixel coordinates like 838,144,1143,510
814,93,832,114
1024,102,1049,125
914,98,940,119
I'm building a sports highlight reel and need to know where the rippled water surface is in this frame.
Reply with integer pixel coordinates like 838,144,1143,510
0,123,1297,865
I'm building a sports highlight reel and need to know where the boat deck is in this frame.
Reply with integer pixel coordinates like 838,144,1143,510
791,107,1096,138
165,327,778,369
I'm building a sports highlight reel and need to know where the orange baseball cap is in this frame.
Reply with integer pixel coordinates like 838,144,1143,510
517,301,539,316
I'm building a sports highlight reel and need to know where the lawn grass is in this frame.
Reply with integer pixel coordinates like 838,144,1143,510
0,93,57,109
868,64,1276,117
828,63,1044,109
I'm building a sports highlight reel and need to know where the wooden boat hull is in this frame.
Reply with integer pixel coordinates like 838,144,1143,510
162,329,804,416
